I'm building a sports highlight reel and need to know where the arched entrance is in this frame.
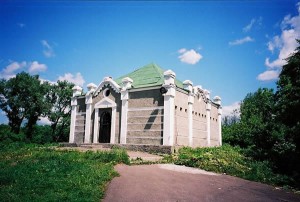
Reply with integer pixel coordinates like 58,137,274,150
99,111,111,143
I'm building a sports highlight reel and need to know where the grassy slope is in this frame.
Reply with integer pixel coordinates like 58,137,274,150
165,144,293,188
0,143,129,202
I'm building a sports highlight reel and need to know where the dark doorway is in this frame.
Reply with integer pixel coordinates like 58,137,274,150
99,111,111,143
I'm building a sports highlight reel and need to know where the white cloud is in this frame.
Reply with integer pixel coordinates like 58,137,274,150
58,72,85,86
243,17,263,32
267,35,282,53
41,40,55,58
178,49,203,65
3,61,26,74
0,61,26,79
29,61,47,73
178,48,187,54
243,19,256,32
229,36,254,46
222,102,241,117
258,3,300,81
264,58,284,69
257,70,280,81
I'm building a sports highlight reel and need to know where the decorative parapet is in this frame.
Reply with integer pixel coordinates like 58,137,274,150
213,96,222,106
204,89,210,99
183,80,193,92
86,83,97,104
163,70,176,86
72,86,82,97
87,83,97,92
121,77,133,90
94,76,121,95
183,80,194,104
162,70,176,97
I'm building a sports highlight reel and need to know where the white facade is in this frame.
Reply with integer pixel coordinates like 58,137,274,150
69,68,222,147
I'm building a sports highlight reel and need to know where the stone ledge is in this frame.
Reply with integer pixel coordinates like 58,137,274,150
60,143,177,154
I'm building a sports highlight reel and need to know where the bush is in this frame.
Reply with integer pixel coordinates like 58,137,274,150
0,124,25,143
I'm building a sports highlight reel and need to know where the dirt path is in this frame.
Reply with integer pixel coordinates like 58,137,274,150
104,164,300,202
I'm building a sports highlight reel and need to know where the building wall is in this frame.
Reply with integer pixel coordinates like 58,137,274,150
126,88,164,145
174,89,189,146
192,94,208,147
210,104,219,146
128,88,164,108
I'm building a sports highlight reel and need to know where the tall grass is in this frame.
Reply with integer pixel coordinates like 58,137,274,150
168,144,293,187
0,143,129,201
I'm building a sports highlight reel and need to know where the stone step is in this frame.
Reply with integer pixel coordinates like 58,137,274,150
127,130,163,138
128,109,164,117
127,123,163,131
127,116,163,124
126,137,163,145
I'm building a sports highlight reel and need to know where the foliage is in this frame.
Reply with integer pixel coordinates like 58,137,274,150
169,145,293,186
274,39,300,179
0,73,75,142
0,72,51,140
0,124,25,143
0,143,129,201
46,80,74,142
222,39,300,188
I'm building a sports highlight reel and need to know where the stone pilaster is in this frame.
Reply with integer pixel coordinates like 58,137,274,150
205,90,211,146
84,83,97,144
214,96,222,146
120,77,133,144
69,86,82,143
183,80,194,147
162,70,176,146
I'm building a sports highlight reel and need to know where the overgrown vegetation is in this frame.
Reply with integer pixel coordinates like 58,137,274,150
222,39,300,189
0,143,130,201
165,145,293,187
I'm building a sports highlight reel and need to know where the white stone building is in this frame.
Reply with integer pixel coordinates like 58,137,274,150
69,63,222,147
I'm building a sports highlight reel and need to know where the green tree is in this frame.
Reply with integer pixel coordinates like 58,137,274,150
275,39,300,179
0,72,51,140
47,80,74,142
223,88,278,160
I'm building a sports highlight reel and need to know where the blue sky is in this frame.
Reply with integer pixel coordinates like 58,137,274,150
0,0,299,123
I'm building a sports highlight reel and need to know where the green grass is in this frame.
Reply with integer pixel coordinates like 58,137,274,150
0,143,130,202
164,144,293,187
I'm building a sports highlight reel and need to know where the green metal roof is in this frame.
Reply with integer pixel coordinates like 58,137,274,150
115,63,184,89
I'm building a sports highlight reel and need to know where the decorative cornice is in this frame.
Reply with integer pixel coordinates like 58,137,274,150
193,86,208,103
94,77,121,95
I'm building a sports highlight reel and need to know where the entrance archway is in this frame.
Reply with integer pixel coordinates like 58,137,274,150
99,111,111,143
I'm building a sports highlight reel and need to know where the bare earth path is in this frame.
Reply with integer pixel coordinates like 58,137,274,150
104,164,300,202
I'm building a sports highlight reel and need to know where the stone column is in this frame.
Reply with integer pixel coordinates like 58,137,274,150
205,90,211,146
93,108,99,143
162,70,176,146
69,86,82,143
120,77,133,144
214,96,222,146
183,80,194,147
84,83,97,144
218,108,222,146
